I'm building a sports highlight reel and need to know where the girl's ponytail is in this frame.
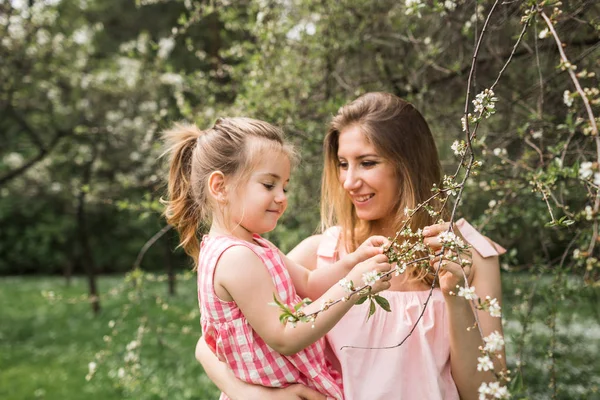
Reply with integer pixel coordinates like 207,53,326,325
162,123,203,267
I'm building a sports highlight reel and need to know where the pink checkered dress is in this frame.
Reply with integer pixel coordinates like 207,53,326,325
198,234,344,400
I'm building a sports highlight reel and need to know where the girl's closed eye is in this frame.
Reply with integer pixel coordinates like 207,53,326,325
262,183,275,190
337,160,348,169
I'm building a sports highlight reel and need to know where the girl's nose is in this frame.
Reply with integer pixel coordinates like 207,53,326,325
274,189,287,203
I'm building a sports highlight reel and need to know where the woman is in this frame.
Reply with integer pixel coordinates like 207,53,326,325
196,92,506,400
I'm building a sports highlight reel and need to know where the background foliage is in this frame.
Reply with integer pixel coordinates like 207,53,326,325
1,0,600,398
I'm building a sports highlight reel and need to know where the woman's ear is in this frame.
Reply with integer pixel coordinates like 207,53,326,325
208,171,227,203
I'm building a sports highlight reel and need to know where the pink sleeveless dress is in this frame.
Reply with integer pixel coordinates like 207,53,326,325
318,222,505,400
198,234,343,400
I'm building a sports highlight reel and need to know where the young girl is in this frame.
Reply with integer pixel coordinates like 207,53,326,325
162,117,392,400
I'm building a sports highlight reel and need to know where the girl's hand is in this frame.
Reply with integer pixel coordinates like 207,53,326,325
346,235,390,267
348,253,392,294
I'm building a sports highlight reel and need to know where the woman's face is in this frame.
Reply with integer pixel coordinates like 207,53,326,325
337,125,399,227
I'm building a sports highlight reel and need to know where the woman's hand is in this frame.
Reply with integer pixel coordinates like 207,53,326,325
259,384,327,400
423,222,473,296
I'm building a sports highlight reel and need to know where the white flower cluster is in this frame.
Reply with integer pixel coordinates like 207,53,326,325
362,270,379,286
457,285,477,300
563,90,574,107
483,331,505,353
438,231,466,249
579,161,600,186
478,381,510,399
473,89,498,119
486,296,502,317
585,205,593,221
338,278,354,293
451,140,467,156
86,361,97,381
395,263,407,276
477,354,494,371
405,0,425,16
492,148,507,157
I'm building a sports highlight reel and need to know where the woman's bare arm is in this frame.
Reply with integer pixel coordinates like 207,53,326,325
195,336,326,400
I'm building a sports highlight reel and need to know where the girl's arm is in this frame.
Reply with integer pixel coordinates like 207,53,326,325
215,245,391,356
282,235,388,300
195,336,326,400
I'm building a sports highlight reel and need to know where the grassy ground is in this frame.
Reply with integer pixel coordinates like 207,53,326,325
0,273,599,399
0,273,219,400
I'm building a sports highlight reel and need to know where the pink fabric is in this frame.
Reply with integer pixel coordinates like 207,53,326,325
317,227,460,400
198,234,343,400
456,218,506,258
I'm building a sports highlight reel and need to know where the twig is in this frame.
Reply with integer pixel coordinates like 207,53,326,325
133,225,174,270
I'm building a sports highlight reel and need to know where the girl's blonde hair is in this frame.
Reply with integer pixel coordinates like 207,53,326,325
162,117,296,267
321,92,445,284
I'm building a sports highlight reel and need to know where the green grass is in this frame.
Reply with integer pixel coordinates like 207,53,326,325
1,272,599,399
0,274,219,400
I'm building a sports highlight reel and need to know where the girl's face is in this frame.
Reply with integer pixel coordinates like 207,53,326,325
228,151,290,240
337,125,399,228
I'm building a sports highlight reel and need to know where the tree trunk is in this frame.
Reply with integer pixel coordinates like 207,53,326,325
77,150,100,315
164,239,176,296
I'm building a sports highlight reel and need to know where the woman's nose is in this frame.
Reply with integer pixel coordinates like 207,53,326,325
342,167,361,191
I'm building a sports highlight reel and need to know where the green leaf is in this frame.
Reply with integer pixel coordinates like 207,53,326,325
373,294,391,312
369,298,376,316
356,295,368,305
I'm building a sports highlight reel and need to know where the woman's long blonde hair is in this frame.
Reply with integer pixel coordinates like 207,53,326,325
162,117,295,268
321,92,445,283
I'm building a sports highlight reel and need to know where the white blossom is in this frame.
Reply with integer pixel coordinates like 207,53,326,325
477,355,494,371
483,331,505,353
438,231,466,248
585,205,593,221
88,361,97,374
405,0,424,16
473,89,498,118
563,90,574,107
395,263,407,276
4,152,24,169
594,172,600,187
457,285,477,300
579,161,594,180
157,37,175,59
338,278,354,293
444,0,457,12
488,299,502,317
478,381,510,399
362,270,379,286
451,140,467,156
538,27,549,39
126,340,139,351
